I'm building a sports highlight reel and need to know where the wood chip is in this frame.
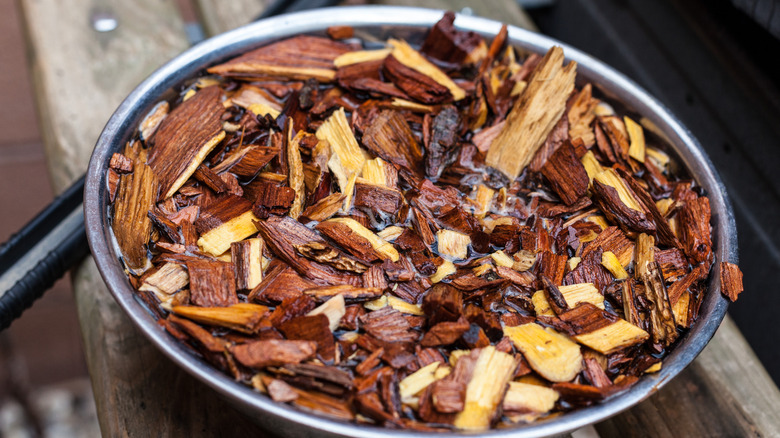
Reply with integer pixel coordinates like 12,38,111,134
486,46,576,179
720,262,743,302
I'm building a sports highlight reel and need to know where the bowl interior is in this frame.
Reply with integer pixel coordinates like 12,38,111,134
84,6,735,438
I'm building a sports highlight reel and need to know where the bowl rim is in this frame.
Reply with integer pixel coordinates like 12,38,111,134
84,6,736,437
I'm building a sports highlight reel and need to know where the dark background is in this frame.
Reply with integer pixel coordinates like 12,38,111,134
526,0,780,384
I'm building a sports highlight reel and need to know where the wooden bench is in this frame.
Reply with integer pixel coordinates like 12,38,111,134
18,0,780,435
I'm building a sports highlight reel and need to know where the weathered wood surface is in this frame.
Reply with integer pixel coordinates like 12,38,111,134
19,0,780,436
597,316,780,437
194,0,273,38
20,0,268,436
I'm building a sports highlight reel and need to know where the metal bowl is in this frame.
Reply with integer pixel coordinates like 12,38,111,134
84,6,736,437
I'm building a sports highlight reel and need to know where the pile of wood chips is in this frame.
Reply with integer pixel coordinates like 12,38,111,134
107,12,743,431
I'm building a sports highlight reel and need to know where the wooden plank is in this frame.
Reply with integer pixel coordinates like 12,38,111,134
19,0,269,435
597,315,780,437
194,0,273,37
20,0,188,190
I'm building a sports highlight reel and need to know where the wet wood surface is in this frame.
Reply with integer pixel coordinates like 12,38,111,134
19,0,779,436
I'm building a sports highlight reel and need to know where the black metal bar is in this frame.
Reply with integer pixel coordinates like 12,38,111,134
255,0,341,21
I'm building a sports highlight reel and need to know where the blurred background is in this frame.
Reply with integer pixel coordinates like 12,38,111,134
1,0,778,436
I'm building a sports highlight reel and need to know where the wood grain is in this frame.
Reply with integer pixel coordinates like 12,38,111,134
20,0,269,435
193,0,273,36
596,316,780,437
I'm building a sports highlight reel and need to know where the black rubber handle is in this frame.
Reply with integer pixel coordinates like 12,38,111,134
0,221,88,330
0,176,89,330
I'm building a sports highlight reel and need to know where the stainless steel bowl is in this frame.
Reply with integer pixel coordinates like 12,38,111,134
84,6,736,437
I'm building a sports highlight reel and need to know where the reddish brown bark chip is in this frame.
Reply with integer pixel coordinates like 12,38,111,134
256,216,361,286
536,251,568,286
431,379,466,413
232,339,317,368
251,181,296,218
655,248,688,283
558,303,618,334
327,25,353,40
250,264,314,304
541,142,589,205
582,226,635,268
592,179,656,234
270,295,317,328
278,314,336,361
193,194,252,234
167,315,227,353
422,283,463,325
109,152,134,173
383,55,453,104
207,36,351,82
148,86,224,200
720,262,744,302
112,160,158,273
678,197,713,264
315,220,383,263
421,317,470,347
356,348,384,376
353,183,404,217
362,265,389,290
361,109,424,172
187,260,238,307
359,307,419,343
420,11,483,66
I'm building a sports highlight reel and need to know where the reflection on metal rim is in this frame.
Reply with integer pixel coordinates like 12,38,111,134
84,6,736,438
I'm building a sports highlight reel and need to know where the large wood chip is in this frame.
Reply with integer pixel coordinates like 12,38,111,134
208,36,351,82
486,47,577,179
112,157,158,273
195,195,259,256
148,86,225,200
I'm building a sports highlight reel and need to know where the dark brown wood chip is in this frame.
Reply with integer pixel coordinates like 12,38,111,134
720,262,743,302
